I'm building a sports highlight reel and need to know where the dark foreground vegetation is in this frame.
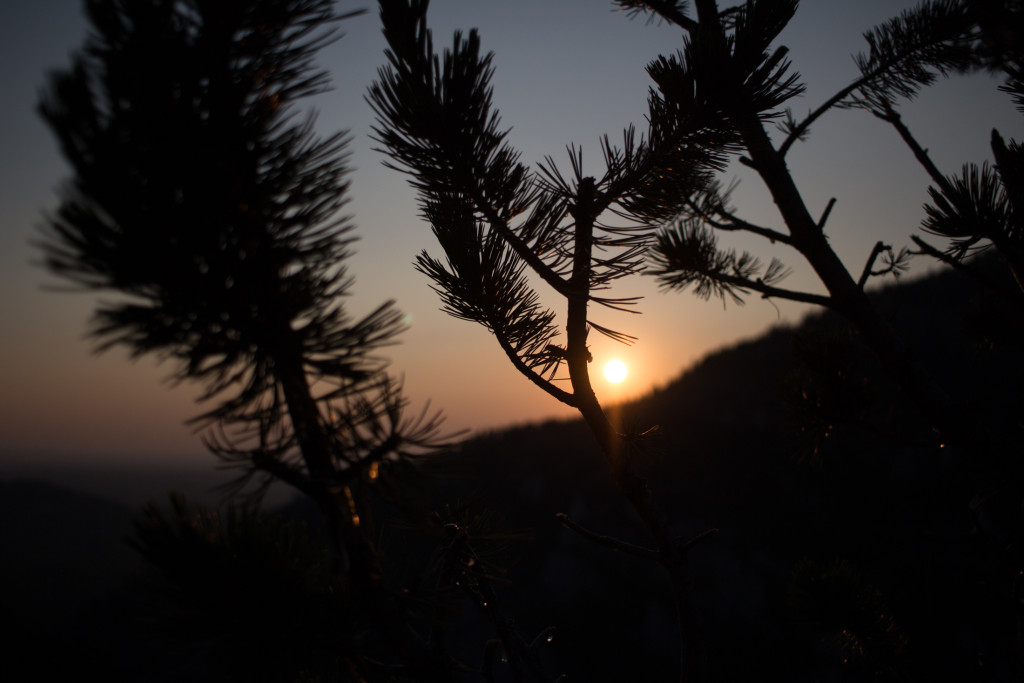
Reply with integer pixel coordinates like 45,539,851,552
5,262,1022,681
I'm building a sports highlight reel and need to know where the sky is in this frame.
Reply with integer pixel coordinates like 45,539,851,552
1,0,1020,474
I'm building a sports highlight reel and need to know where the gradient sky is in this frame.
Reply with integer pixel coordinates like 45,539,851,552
1,0,1020,470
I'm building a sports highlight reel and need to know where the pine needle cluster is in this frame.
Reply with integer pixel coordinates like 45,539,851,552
37,0,445,493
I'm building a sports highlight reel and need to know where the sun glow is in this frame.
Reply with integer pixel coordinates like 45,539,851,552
603,359,628,383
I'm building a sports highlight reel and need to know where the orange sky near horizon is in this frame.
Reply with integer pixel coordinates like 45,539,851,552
1,0,1020,471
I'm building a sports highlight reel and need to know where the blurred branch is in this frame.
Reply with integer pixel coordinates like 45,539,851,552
679,527,719,552
911,235,1020,304
858,241,909,288
614,0,699,31
556,513,661,562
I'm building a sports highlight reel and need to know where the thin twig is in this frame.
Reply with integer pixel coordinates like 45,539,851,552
858,241,889,289
876,103,953,194
780,46,960,158
717,273,834,308
556,513,662,562
816,198,837,231
678,528,719,553
911,235,1021,305
686,197,792,245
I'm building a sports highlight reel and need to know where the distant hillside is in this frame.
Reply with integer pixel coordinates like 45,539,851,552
4,262,1021,680
0,480,137,621
0,460,296,509
0,480,143,679
419,262,1024,680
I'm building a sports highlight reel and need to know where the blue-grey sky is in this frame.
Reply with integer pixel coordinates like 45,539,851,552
1,1,1020,468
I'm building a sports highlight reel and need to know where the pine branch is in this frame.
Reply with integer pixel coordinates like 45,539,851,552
857,241,910,288
650,219,829,307
369,2,576,303
780,0,980,156
874,101,952,195
910,235,1022,305
40,4,461,679
609,49,742,225
613,0,698,31
681,178,793,244
374,6,713,680
494,332,577,408
922,162,1011,260
35,1,417,455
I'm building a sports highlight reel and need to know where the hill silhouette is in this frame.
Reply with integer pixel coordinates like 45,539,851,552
4,261,1021,680
0,480,149,680
416,260,1023,680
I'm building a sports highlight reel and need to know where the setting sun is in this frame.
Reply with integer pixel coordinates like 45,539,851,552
603,359,628,383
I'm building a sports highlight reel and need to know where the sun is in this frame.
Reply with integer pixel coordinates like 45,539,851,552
603,359,628,383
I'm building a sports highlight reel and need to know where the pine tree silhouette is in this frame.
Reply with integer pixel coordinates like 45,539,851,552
368,1,728,678
370,0,1024,679
37,1,462,678
615,0,1024,675
627,0,1023,446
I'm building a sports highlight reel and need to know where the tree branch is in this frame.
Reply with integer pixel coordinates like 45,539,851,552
686,196,793,245
709,272,833,307
678,527,719,552
858,241,890,288
780,28,973,159
875,102,953,194
556,513,662,561
617,0,699,32
779,71,882,157
474,195,586,303
911,235,1020,303
493,328,577,408
816,198,837,230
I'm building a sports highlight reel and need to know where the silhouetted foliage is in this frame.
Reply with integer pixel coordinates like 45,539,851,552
844,0,1024,296
636,0,1023,389
35,1,499,680
129,495,351,681
620,0,1024,676
368,1,734,678
366,0,1024,679
367,0,1024,679
37,0,442,497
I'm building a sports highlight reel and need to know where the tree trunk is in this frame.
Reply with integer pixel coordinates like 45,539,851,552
567,178,704,682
